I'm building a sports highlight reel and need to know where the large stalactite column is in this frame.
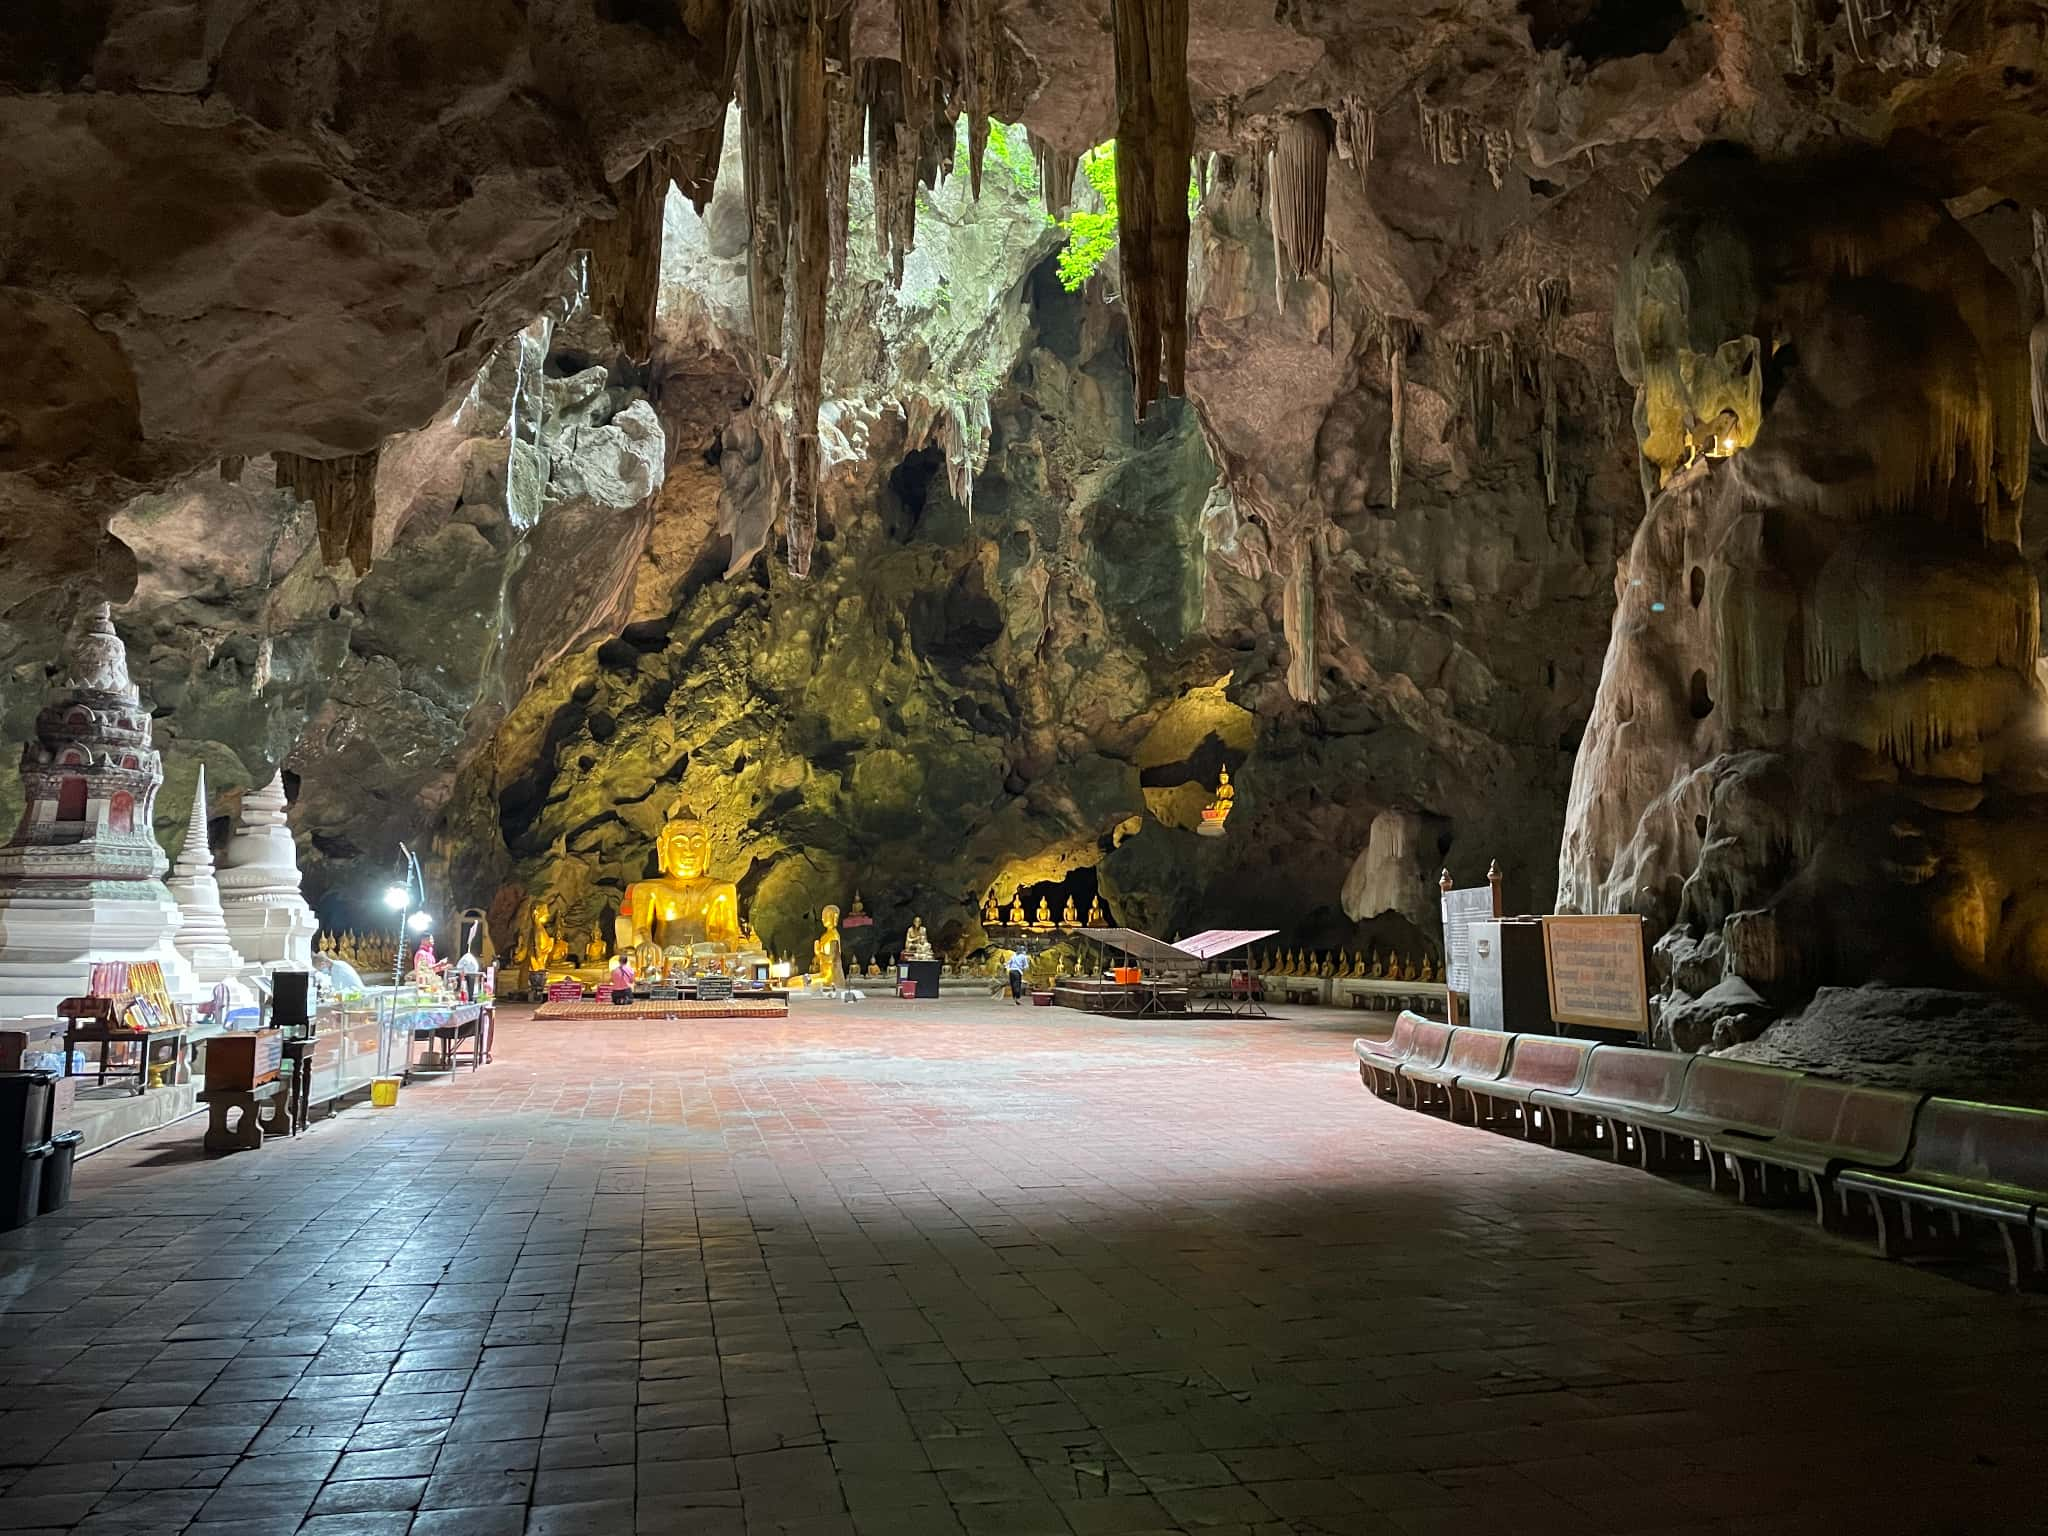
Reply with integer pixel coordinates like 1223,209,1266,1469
1110,0,1193,416
1558,145,2045,1045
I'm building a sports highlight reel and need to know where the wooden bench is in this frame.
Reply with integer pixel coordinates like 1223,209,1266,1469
199,1081,285,1155
1837,1097,2048,1289
1464,1036,1594,1136
1399,1026,1511,1122
1538,1044,1691,1155
1717,1078,1925,1219
1611,1057,1801,1176
1354,1014,1422,1099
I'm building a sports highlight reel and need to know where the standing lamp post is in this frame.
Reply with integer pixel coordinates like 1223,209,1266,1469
382,842,428,989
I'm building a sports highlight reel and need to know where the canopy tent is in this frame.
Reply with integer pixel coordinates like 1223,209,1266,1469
1076,927,1199,965
1176,928,1278,959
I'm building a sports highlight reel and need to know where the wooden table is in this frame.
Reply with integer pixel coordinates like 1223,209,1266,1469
63,1024,186,1095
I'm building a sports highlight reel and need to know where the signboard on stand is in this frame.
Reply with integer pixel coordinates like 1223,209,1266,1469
697,975,734,1002
1439,862,1505,1027
1540,915,1651,1034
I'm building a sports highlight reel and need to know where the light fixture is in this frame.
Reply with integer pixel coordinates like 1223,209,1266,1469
384,884,410,911
407,911,433,933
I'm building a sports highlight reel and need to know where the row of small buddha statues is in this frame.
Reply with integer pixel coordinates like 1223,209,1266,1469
1257,947,1440,983
316,930,398,978
982,892,1107,930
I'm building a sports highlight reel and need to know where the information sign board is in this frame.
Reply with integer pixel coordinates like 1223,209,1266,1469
1540,915,1650,1033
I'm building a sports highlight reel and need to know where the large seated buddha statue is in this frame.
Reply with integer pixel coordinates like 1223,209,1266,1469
615,802,743,955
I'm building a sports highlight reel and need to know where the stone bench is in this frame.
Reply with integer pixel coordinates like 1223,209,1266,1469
198,1081,286,1155
1837,1098,2048,1289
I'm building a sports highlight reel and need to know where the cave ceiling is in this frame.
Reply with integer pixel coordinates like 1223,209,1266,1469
4,0,2048,978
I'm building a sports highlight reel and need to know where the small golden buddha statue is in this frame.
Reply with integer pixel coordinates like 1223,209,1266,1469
617,802,742,952
1199,765,1236,836
1061,895,1078,928
983,893,1000,924
1086,896,1104,926
811,904,844,988
1033,897,1053,929
850,891,868,920
1368,947,1383,978
1008,896,1026,926
1319,953,1335,978
585,923,607,964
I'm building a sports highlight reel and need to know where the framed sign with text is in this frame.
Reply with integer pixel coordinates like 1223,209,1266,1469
1539,915,1650,1034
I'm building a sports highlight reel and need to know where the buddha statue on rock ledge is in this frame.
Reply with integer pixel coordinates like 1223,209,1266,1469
616,802,743,954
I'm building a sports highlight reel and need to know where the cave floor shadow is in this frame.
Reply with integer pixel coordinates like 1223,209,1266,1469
0,999,2040,1534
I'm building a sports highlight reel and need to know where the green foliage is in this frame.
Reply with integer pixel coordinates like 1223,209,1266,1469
1056,145,1120,292
1053,143,1203,293
954,120,1041,197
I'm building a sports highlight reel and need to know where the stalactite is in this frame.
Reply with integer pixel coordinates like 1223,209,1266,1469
1537,276,1568,508
958,0,997,199
737,19,789,361
1268,110,1332,309
1029,128,1079,219
896,0,940,121
275,449,379,575
825,50,861,280
1381,320,1411,510
1333,98,1373,199
860,61,916,285
737,0,852,577
1110,0,1193,416
1283,540,1316,703
2033,210,2048,448
573,151,672,360
1415,91,1470,166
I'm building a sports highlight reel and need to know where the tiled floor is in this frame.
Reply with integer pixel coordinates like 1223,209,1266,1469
2,1000,2044,1536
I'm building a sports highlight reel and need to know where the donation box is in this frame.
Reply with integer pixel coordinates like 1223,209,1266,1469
205,1029,284,1092
1466,920,1550,1033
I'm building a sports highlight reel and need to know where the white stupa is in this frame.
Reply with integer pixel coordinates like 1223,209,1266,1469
217,770,318,971
166,766,249,985
0,603,199,1018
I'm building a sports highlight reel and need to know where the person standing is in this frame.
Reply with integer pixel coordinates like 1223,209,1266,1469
1006,948,1029,1005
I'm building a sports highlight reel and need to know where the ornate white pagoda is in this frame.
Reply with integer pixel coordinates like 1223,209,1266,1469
166,765,249,985
217,770,318,971
0,603,198,1018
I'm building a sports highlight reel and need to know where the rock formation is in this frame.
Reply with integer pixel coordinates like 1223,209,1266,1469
1561,145,2046,1046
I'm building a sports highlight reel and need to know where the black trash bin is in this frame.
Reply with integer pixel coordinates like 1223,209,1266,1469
37,1130,82,1215
0,1071,54,1149
1,1142,51,1232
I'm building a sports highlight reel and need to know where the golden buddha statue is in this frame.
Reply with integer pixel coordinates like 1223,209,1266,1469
811,903,845,988
983,892,1000,924
1086,895,1104,926
1008,896,1026,926
1033,897,1053,930
616,802,742,953
584,923,606,964
1061,895,1079,928
1199,765,1236,836
1368,947,1383,978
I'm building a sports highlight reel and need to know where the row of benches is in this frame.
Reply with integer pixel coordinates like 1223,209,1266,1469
1356,1012,2048,1290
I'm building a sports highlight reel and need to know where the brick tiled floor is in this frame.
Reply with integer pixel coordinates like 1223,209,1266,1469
3,1000,2044,1535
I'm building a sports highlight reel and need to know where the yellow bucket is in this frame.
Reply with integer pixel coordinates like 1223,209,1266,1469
370,1077,402,1108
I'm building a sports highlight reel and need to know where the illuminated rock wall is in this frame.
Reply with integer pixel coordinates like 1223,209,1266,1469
1560,147,2046,1044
